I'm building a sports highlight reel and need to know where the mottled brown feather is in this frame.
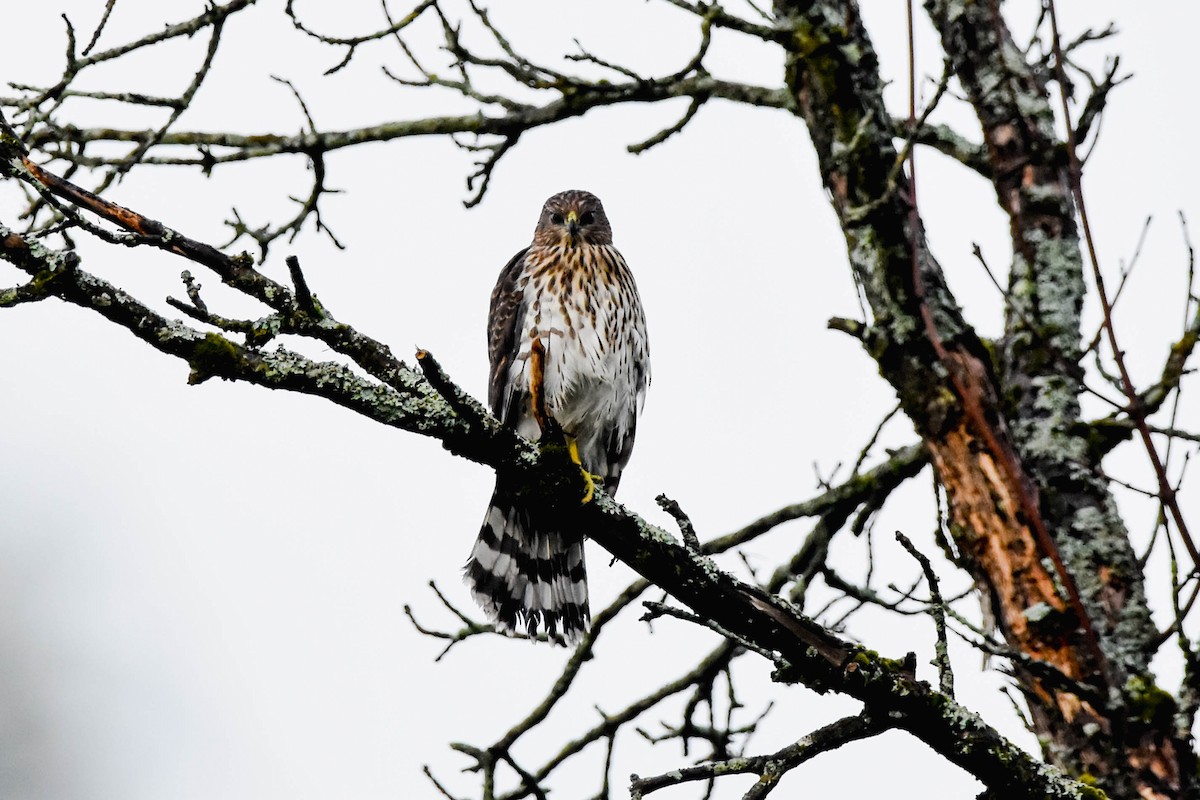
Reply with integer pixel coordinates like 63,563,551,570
487,247,528,419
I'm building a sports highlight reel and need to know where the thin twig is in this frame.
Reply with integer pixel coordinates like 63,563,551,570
656,494,700,550
895,531,954,697
629,713,886,798
286,254,316,314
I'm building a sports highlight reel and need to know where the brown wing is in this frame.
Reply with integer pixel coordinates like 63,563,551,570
487,248,529,421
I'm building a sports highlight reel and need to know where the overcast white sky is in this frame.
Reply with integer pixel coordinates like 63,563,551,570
2,2,1198,798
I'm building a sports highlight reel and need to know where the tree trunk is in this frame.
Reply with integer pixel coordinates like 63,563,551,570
774,1,1196,796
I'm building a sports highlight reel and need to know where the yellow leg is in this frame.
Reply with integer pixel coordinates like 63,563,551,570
529,343,598,504
567,436,604,504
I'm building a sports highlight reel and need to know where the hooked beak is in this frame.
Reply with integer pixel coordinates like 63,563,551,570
566,210,580,241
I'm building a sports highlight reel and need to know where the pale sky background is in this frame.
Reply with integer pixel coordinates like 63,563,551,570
1,2,1198,798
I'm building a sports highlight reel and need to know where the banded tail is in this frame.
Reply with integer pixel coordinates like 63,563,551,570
464,485,590,645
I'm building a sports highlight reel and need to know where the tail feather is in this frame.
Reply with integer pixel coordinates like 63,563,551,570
465,490,589,645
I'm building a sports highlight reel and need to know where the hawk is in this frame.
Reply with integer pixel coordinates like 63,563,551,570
465,190,650,645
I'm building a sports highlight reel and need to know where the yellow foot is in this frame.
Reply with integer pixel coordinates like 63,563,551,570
567,437,604,504
579,470,597,504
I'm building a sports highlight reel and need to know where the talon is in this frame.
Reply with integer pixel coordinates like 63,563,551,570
568,436,603,503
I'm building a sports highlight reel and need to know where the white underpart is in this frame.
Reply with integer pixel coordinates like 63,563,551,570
503,244,650,480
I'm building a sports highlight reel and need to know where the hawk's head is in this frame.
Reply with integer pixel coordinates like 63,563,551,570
533,190,613,248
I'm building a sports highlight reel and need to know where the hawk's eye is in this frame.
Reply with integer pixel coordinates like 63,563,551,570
580,211,595,225
550,212,565,225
